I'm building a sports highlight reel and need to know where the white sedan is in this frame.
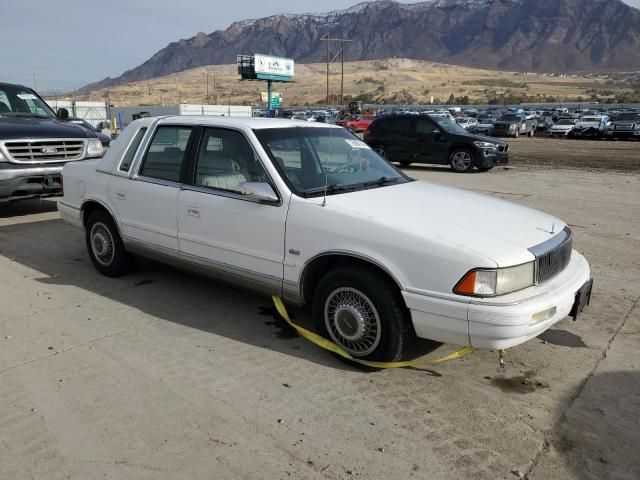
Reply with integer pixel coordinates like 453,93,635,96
58,116,593,362
548,119,576,137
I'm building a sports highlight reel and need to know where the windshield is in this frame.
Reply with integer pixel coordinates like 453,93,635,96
254,127,410,197
0,84,56,118
616,113,640,121
429,116,468,134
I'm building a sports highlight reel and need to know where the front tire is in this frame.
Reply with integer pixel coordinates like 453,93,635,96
449,149,475,173
312,266,410,363
85,210,132,277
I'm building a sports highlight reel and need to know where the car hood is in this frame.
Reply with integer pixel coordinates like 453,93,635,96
324,180,563,267
550,125,574,130
0,116,95,140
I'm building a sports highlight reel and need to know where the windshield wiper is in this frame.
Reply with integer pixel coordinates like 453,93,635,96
302,183,359,197
360,176,401,188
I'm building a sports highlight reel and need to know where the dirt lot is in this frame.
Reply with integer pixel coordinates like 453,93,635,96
507,137,640,172
1,150,639,479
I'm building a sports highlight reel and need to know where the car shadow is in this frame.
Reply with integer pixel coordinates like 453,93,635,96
0,197,59,218
0,217,444,372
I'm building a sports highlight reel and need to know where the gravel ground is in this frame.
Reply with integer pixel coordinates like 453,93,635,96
0,159,639,479
506,136,640,172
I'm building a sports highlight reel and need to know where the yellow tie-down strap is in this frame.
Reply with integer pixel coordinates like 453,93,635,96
272,296,475,369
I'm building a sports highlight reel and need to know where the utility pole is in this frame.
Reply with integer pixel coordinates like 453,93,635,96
321,34,352,106
206,72,210,104
148,82,151,95
175,76,179,104
341,39,345,105
326,36,330,105
213,74,217,104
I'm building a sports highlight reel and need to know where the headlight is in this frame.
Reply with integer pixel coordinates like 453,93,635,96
454,262,535,297
473,141,496,149
86,139,104,158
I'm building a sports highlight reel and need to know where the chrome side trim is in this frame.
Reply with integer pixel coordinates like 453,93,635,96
120,220,179,239
122,236,182,268
179,250,282,296
122,236,285,297
181,183,282,207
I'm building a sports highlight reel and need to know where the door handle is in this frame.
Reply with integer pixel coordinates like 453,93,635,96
186,205,200,217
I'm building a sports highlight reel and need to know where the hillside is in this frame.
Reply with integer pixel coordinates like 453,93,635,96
80,0,640,93
74,58,637,107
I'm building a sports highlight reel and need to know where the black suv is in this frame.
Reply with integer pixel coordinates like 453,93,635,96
0,82,106,201
363,114,508,172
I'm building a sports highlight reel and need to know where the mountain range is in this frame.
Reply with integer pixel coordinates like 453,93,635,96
81,0,640,92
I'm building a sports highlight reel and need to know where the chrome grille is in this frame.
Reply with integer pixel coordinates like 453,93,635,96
2,139,85,163
529,227,573,284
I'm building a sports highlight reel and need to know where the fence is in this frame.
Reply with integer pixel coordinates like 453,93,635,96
46,100,108,128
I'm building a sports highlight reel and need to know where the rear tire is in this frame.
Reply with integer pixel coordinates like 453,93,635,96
449,149,475,173
85,210,132,277
312,266,410,363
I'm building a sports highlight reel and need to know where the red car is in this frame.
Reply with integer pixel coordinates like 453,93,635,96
342,115,375,133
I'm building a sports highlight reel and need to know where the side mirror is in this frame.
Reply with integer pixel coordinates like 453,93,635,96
57,108,69,120
239,182,278,203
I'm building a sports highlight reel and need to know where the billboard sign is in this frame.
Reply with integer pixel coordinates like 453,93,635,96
261,92,282,106
254,54,294,81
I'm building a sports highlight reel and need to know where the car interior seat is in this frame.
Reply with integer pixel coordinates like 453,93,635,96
196,153,247,191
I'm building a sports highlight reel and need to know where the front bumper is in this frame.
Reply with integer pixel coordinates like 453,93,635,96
606,130,640,138
402,251,591,349
0,165,64,200
475,147,509,168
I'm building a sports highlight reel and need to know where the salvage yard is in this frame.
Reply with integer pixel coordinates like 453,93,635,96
1,140,639,480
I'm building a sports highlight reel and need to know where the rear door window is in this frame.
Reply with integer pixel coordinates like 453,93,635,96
139,126,192,183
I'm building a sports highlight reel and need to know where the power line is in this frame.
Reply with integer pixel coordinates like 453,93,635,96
320,34,353,106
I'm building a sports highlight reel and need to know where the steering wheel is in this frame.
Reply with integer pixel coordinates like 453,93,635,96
332,149,369,174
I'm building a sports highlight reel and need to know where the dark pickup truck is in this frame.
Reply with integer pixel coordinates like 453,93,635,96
490,114,536,138
605,112,640,140
0,82,106,201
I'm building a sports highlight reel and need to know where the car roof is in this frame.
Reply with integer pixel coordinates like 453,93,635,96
157,115,340,130
0,81,30,90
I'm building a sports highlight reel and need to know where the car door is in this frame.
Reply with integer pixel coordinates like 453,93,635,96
383,116,416,161
414,117,447,164
177,127,288,294
111,124,195,253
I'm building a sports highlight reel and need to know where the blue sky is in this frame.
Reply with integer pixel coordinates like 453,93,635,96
2,0,639,91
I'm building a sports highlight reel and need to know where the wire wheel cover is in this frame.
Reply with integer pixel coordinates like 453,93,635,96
324,287,382,356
